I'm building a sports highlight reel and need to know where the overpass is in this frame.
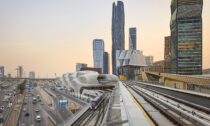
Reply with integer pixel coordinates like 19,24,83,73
0,77,56,81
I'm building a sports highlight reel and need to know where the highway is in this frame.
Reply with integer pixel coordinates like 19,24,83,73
51,88,87,107
18,89,47,126
46,88,73,121
17,81,89,126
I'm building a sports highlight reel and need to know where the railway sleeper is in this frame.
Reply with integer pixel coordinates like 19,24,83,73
132,87,196,126
136,87,210,126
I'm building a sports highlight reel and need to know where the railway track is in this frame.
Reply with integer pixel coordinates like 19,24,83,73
71,94,109,126
124,81,210,126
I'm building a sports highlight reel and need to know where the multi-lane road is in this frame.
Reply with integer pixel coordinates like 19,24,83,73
0,79,112,126
17,83,87,126
18,88,48,126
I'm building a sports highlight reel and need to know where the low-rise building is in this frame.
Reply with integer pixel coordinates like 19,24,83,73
76,63,87,72
116,50,147,80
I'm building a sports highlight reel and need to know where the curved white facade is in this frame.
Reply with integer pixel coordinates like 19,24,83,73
59,71,119,93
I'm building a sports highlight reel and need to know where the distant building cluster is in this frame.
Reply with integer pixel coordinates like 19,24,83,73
74,0,204,78
0,65,37,78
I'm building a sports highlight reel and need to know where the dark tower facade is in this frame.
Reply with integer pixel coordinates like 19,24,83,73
103,52,110,74
112,1,125,75
129,27,137,50
170,0,203,75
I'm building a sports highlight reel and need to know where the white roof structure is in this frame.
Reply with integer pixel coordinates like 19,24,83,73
116,50,147,68
59,71,119,93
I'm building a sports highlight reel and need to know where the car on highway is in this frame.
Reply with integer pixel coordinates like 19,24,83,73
23,108,27,112
32,97,37,104
36,115,41,121
25,112,30,116
35,109,39,112
0,106,4,111
0,115,4,123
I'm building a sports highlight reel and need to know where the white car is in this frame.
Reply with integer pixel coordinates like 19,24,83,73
36,115,41,121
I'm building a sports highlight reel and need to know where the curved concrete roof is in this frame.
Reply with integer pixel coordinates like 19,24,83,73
59,71,119,93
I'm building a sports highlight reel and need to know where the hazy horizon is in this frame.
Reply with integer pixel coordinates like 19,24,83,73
0,0,210,77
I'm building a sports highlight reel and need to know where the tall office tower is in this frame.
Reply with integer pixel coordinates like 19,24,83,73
112,1,125,74
129,27,137,50
103,52,110,74
164,36,171,59
93,39,105,73
76,63,87,72
164,36,171,73
17,66,23,78
29,71,35,79
170,0,203,75
0,66,4,78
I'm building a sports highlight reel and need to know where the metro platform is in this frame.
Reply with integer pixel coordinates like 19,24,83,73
103,82,154,126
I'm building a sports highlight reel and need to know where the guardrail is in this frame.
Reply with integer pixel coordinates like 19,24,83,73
58,105,90,126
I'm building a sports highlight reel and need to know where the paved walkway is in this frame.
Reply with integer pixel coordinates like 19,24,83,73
103,82,153,126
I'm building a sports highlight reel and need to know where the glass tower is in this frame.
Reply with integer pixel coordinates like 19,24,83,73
93,39,105,73
103,52,110,74
112,1,125,75
129,27,137,50
170,0,203,75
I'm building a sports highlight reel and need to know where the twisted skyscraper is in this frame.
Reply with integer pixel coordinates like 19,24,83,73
170,0,203,75
112,1,125,75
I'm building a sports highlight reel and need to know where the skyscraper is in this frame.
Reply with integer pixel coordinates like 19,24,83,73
112,1,125,74
129,27,137,50
164,36,171,73
164,36,171,60
0,66,4,78
17,66,23,78
170,0,203,75
93,39,105,73
103,52,110,74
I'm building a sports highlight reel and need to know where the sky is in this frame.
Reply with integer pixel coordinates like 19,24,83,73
0,0,210,77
